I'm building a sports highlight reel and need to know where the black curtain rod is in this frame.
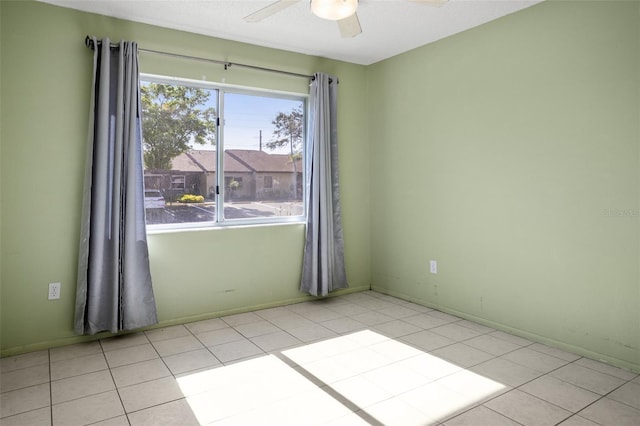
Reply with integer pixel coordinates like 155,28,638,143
85,36,316,81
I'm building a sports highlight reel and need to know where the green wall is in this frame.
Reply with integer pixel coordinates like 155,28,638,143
2,0,639,373
0,1,370,355
368,0,640,371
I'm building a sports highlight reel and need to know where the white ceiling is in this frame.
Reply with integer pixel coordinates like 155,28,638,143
39,0,543,65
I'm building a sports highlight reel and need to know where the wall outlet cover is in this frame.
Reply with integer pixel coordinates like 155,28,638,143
48,282,61,300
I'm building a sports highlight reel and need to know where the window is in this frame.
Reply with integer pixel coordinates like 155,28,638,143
141,75,306,229
171,175,185,190
264,176,273,191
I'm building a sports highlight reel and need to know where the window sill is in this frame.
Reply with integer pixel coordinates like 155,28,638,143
146,219,306,235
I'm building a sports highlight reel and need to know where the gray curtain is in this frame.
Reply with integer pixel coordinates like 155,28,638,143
300,73,348,297
74,36,158,335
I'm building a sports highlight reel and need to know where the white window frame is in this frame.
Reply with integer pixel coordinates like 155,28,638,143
142,74,308,232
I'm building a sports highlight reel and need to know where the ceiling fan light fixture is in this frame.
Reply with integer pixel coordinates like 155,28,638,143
311,0,358,21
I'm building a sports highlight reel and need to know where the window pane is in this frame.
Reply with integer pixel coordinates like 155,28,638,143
141,81,218,225
222,92,304,221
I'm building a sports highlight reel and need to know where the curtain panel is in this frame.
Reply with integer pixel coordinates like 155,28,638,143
75,37,158,335
300,73,348,297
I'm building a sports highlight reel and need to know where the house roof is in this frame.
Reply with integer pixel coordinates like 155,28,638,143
170,149,301,174
227,150,301,173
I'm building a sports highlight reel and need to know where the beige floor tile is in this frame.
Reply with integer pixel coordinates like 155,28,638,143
344,329,390,347
402,302,434,313
302,357,358,384
49,341,102,363
0,383,50,418
118,376,185,413
286,324,338,342
489,330,533,347
519,374,600,413
366,396,433,426
50,352,108,380
162,348,221,375
354,298,396,311
608,380,640,410
402,313,450,329
436,370,510,404
7,291,637,426
254,305,296,320
579,397,640,426
484,389,571,426
328,347,395,377
464,334,521,356
470,357,542,387
323,411,375,426
127,398,200,426
100,332,149,352
152,335,204,357
501,347,569,373
444,405,520,426
0,350,49,373
0,363,49,393
400,381,474,423
349,311,395,326
92,415,130,426
362,362,431,396
110,358,171,388
455,320,495,334
232,320,281,338
144,325,190,342
221,311,263,326
557,415,602,426
299,307,345,323
428,311,462,323
321,317,367,334
52,390,124,426
401,329,456,351
51,369,115,404
0,407,51,426
326,302,371,317
431,343,495,368
289,304,344,322
574,357,638,381
330,375,393,408
527,343,581,362
184,317,228,334
370,338,425,363
551,363,626,395
103,343,158,368
430,323,484,342
209,339,264,363
378,304,423,319
268,313,316,330
372,319,422,338
195,327,245,347
250,330,302,352
397,353,462,381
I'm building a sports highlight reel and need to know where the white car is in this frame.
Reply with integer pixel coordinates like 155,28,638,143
144,190,165,209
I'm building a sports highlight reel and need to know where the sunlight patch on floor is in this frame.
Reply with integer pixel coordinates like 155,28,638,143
176,330,507,425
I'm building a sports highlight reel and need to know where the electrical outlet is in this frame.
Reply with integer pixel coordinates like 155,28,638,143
430,260,438,274
48,282,61,300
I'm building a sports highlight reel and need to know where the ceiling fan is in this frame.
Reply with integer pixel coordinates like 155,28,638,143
244,0,449,38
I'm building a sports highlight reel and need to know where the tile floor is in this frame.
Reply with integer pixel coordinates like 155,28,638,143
1,290,639,426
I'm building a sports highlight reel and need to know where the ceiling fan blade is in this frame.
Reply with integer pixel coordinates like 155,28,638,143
408,0,449,7
337,13,362,38
244,0,299,23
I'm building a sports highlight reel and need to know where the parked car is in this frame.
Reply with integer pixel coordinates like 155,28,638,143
144,189,165,209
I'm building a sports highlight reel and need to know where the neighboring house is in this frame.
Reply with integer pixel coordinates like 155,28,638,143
144,149,302,202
